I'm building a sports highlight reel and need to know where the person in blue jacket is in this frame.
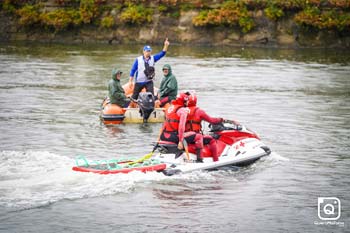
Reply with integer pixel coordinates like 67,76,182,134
128,38,170,100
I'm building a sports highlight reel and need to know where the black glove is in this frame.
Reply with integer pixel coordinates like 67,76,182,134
223,119,233,124
224,119,242,130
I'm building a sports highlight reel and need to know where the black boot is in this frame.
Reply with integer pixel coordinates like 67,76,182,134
196,149,203,163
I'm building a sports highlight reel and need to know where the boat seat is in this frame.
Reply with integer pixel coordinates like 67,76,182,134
158,140,176,145
157,140,180,154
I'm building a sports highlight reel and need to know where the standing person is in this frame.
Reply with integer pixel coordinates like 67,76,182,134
129,38,170,101
156,64,178,107
108,68,130,108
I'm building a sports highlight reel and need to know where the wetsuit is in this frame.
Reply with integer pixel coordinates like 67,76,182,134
179,107,223,162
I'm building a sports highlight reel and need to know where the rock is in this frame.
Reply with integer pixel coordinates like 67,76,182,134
277,34,295,45
243,31,270,45
139,28,156,41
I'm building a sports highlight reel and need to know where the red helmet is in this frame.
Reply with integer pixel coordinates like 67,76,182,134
187,92,197,107
172,92,189,106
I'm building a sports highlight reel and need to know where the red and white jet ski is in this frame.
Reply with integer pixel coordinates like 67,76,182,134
152,120,271,176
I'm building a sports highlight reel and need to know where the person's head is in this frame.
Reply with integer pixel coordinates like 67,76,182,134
173,90,196,107
111,68,123,80
143,45,152,58
171,91,196,107
171,92,189,106
186,91,197,107
162,64,172,77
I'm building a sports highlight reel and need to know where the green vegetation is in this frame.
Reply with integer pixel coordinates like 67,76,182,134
192,1,255,33
1,0,350,33
295,6,350,30
100,15,115,28
16,4,41,26
264,4,284,21
2,0,17,13
79,0,98,24
40,9,82,31
119,4,153,25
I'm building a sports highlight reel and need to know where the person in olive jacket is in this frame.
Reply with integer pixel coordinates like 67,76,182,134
108,68,130,107
156,64,178,107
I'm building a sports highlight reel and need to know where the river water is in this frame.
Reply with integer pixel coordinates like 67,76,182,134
0,42,349,232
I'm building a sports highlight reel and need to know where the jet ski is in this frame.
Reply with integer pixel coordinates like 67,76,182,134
72,121,270,176
152,120,271,176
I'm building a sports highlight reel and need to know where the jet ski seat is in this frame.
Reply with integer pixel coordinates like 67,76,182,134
156,140,181,154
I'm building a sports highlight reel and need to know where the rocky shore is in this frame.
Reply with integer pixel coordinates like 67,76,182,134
1,0,349,48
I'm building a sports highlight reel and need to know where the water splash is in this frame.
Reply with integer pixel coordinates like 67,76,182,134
268,152,290,162
0,150,166,211
0,150,223,212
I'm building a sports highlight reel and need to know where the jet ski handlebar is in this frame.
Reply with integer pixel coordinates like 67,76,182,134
209,120,242,132
223,119,238,125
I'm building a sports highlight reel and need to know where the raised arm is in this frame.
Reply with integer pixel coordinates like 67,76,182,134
153,38,170,62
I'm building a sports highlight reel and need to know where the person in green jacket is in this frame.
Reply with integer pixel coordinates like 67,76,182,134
108,68,130,107
156,64,178,107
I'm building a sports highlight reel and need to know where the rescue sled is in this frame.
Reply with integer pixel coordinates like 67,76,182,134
72,156,166,174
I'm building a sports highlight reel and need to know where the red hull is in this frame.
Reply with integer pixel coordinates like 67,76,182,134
72,163,166,174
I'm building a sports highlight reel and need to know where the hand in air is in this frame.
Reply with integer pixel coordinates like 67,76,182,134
164,38,170,46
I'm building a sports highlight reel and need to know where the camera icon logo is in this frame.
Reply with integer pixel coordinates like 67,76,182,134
318,197,341,221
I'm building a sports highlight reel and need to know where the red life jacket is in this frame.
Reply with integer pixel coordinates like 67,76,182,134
185,106,201,132
162,104,182,133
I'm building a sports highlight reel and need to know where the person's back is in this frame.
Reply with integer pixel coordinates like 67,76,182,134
160,103,183,144
159,93,189,150
182,92,223,162
185,94,222,132
185,107,223,132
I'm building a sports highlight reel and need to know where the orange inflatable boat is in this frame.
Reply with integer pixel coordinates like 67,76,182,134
100,83,167,125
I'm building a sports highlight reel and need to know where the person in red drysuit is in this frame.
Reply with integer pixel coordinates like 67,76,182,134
177,92,223,162
159,92,189,145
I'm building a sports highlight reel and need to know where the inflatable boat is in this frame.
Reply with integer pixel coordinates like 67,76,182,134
100,83,166,124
